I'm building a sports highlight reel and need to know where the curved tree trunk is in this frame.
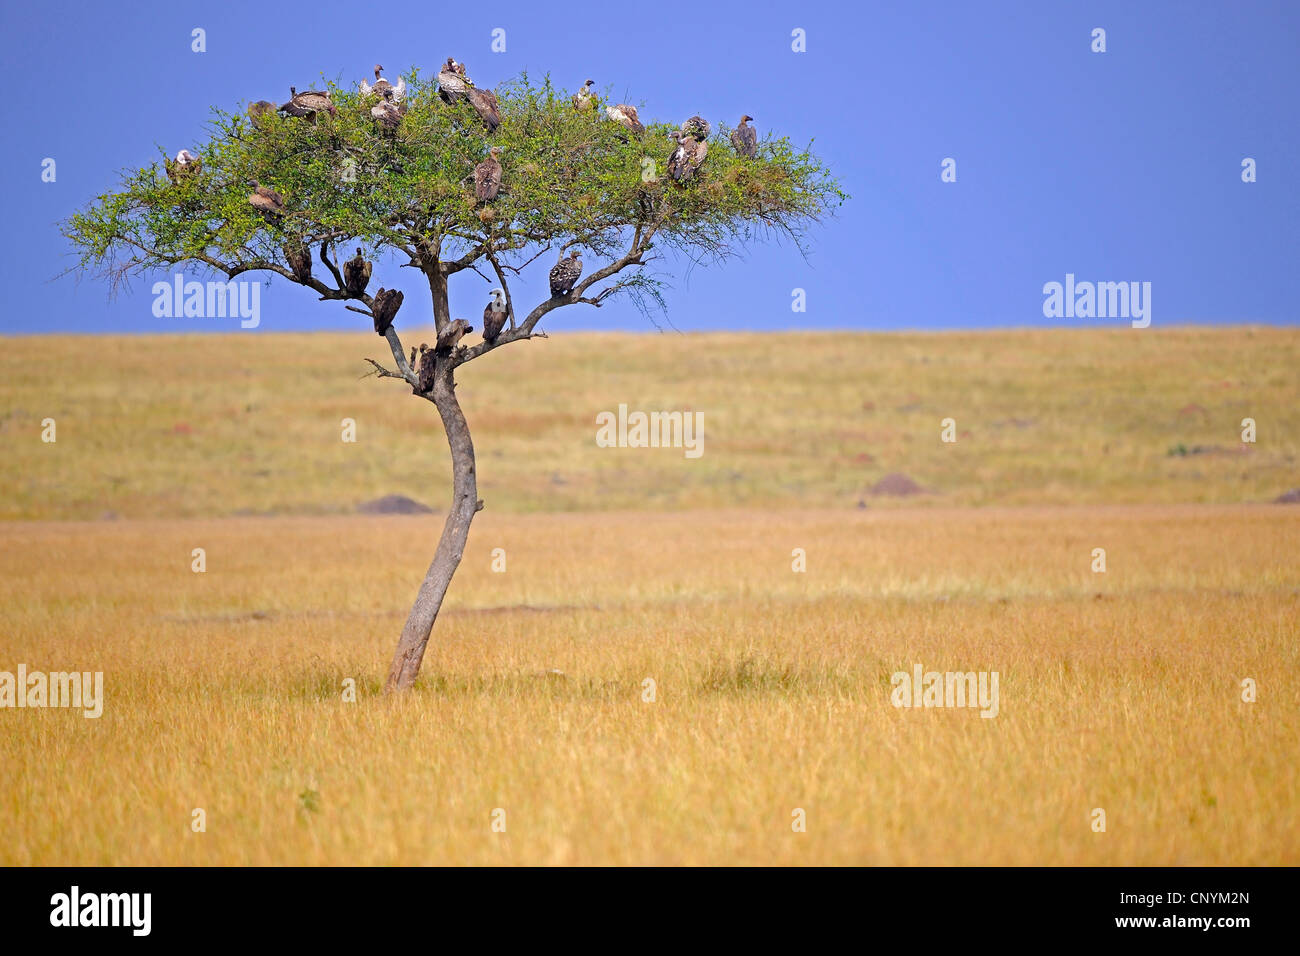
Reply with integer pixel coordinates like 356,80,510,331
384,356,479,692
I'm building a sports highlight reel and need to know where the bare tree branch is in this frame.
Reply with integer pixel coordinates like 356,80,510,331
363,357,406,380
452,225,658,366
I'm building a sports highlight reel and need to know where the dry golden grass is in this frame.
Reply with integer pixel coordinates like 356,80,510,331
0,327,1296,519
2,329,1295,864
1,505,1295,865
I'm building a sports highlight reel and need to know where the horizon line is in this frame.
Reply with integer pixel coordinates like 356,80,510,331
3,320,1298,339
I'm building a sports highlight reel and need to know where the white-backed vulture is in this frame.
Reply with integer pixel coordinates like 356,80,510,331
248,183,285,218
605,103,644,134
467,87,501,132
247,101,276,127
667,132,708,182
165,149,200,184
549,250,583,297
415,344,436,393
572,79,595,110
680,115,710,140
285,241,312,282
436,318,473,352
474,146,503,201
482,288,507,342
371,88,406,131
280,87,337,121
343,248,372,297
362,64,406,104
371,287,404,335
731,115,757,158
438,58,470,104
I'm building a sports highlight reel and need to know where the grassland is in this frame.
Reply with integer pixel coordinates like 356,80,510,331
0,327,1296,519
0,506,1296,865
0,327,1296,865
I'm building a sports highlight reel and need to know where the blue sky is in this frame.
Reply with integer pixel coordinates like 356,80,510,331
2,0,1297,334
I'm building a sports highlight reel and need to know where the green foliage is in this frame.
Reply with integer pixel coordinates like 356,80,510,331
62,70,845,308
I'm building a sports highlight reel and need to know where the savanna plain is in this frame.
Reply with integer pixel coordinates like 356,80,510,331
1,327,1296,865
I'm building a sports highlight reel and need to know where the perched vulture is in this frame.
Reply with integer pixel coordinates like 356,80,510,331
360,64,405,102
247,101,276,127
466,87,501,132
284,241,312,283
371,287,404,336
474,146,503,201
572,79,595,110
667,133,688,179
437,58,471,104
605,103,644,134
248,183,285,218
165,149,201,184
731,115,757,158
436,318,473,352
667,132,708,182
482,288,507,342
371,88,406,131
343,248,373,296
279,87,337,121
415,344,436,393
549,250,583,297
680,115,711,140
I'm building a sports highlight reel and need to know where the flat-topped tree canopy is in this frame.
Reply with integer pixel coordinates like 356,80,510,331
61,65,845,692
63,70,844,346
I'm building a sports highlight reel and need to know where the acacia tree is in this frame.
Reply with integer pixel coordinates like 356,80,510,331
63,68,843,691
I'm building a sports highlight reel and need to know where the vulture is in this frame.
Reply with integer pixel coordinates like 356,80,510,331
680,115,711,140
280,87,337,122
248,183,285,218
437,58,471,104
482,288,507,342
371,287,404,336
415,344,436,393
605,103,644,134
436,318,473,352
360,64,405,101
731,115,757,158
371,88,406,131
549,250,583,297
343,248,373,296
474,146,503,201
247,101,276,127
165,149,201,184
466,86,501,132
285,241,312,283
667,132,688,179
667,131,708,182
572,79,595,110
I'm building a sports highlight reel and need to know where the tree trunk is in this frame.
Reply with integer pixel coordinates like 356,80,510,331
384,357,479,692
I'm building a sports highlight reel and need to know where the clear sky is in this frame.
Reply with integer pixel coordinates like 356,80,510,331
2,0,1297,334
